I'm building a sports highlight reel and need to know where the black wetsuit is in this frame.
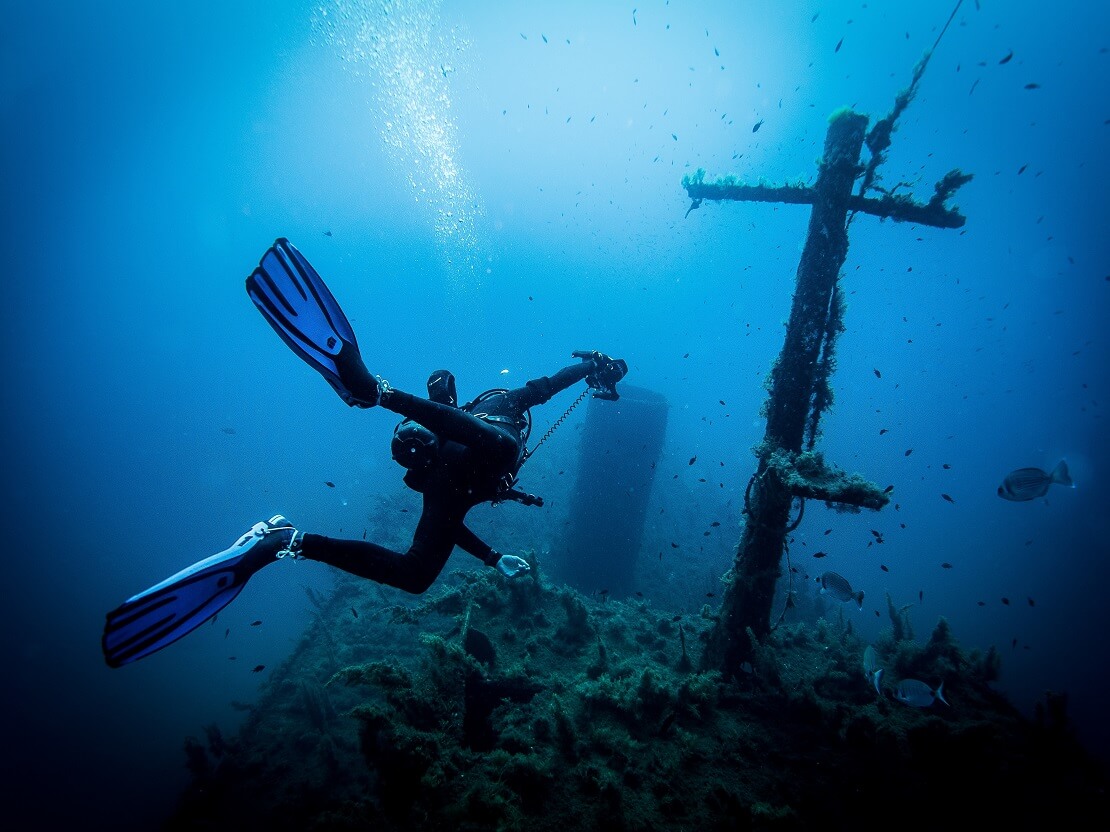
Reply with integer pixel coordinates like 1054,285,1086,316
299,361,594,593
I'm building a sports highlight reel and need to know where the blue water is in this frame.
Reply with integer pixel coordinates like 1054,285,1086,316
2,1,1106,828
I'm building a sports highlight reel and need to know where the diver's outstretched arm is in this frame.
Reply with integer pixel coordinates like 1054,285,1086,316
513,351,629,409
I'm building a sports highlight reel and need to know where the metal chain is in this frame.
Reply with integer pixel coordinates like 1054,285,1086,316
520,389,590,464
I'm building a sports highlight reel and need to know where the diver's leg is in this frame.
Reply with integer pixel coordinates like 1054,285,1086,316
382,389,518,461
299,506,460,594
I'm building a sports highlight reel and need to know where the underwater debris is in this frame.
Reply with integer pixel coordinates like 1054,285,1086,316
167,568,1110,830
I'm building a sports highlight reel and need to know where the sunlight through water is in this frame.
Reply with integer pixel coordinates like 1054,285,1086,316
313,0,485,284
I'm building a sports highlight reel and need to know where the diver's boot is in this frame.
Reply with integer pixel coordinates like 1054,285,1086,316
375,375,394,407
236,514,303,571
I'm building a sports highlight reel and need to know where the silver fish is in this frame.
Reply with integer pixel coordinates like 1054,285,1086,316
862,645,883,694
997,460,1073,501
894,679,948,708
819,571,864,609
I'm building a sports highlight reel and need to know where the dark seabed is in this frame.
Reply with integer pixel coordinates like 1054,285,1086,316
2,1,1107,829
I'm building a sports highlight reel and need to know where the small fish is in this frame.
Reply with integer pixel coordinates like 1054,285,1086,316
819,571,864,609
894,679,948,708
251,620,262,626
943,463,951,470
873,368,881,378
1024,82,1040,89
1001,597,1010,605
941,562,953,569
997,460,1073,501
823,529,832,535
752,119,764,133
711,521,721,527
325,481,335,488
689,456,697,465
999,50,1014,65
252,665,266,673
351,608,359,618
880,564,889,572
879,428,889,435
883,485,894,494
834,37,844,53
813,551,828,559
705,592,715,598
221,427,236,435
323,230,333,237
942,493,955,503
904,449,913,457
500,368,510,375
862,645,884,694
1028,597,1035,607
224,628,230,638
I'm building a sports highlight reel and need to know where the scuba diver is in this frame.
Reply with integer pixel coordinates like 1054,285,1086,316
102,238,628,668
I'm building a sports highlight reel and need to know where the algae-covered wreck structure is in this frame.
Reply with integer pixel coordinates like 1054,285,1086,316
168,565,1107,830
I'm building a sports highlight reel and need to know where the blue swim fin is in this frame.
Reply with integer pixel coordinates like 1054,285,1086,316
102,516,296,668
246,238,378,407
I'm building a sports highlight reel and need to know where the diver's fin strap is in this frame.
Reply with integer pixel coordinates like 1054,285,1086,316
275,528,303,560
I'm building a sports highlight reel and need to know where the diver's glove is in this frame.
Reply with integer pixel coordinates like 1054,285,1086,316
495,554,531,578
573,350,628,401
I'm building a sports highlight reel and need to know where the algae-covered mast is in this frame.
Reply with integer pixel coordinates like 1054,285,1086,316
682,4,973,678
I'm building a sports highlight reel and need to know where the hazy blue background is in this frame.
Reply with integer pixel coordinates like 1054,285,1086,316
2,1,1106,828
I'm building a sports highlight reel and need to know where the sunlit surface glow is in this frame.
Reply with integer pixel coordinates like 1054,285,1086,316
315,0,485,282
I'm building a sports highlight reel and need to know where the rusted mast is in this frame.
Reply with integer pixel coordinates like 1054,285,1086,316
684,107,970,677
